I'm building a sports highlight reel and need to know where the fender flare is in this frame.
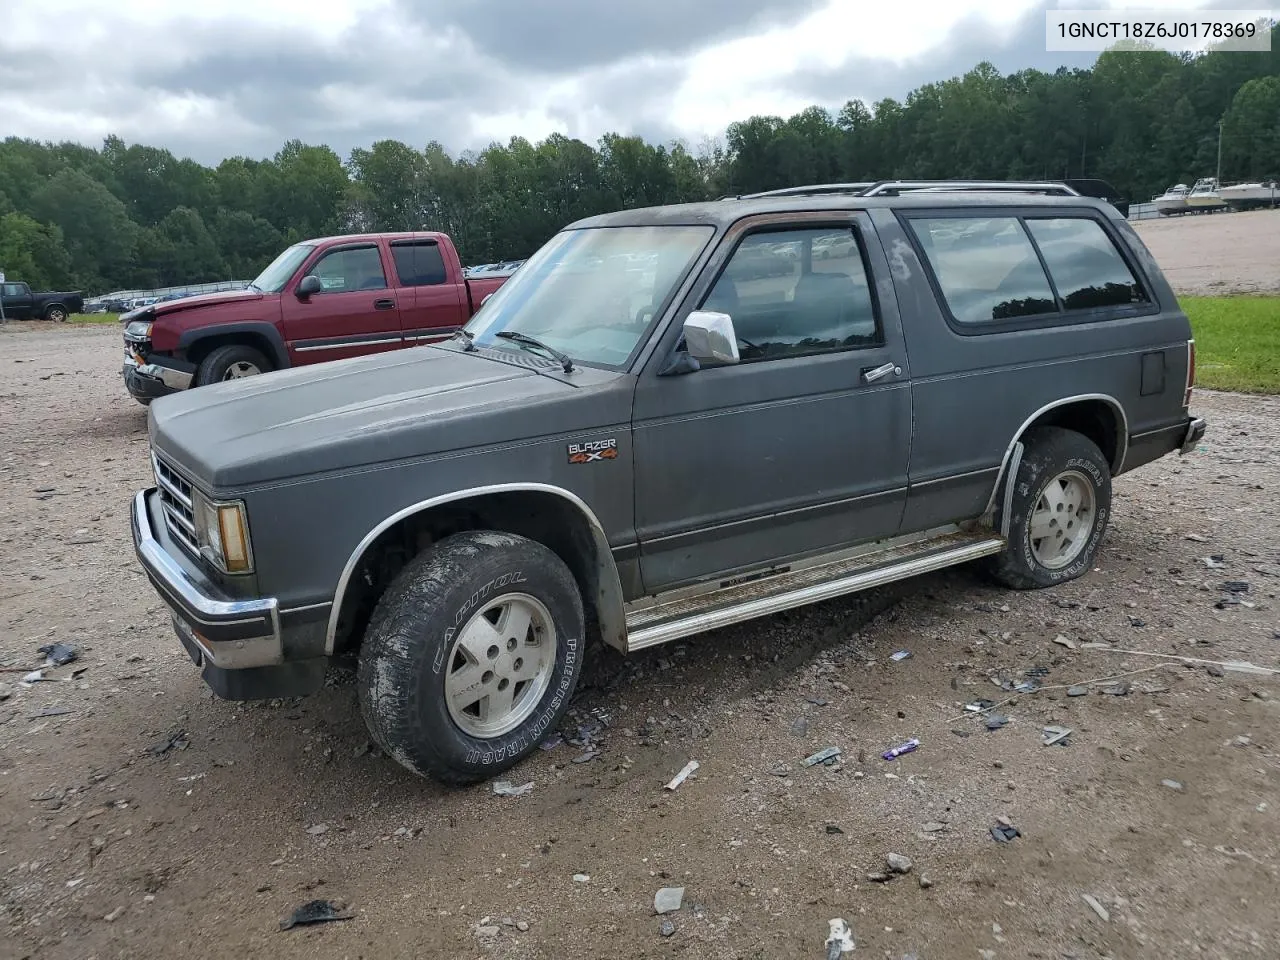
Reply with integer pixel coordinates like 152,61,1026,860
178,322,290,369
324,483,628,656
981,393,1129,518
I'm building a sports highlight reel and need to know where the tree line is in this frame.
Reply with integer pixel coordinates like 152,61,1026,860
0,31,1276,296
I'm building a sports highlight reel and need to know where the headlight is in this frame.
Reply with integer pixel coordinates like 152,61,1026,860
192,491,254,574
125,320,153,339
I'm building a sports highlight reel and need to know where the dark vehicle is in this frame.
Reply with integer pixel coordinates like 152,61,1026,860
0,281,85,321
130,180,1204,786
120,232,510,405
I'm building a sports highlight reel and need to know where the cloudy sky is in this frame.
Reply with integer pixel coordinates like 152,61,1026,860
0,0,1242,165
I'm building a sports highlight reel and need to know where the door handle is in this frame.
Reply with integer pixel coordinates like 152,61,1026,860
373,298,396,310
862,361,900,383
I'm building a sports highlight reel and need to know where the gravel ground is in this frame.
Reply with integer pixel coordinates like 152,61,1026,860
2,215,1278,960
1131,208,1280,296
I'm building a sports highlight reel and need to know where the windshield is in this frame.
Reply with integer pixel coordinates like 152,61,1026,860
465,225,715,368
250,243,315,293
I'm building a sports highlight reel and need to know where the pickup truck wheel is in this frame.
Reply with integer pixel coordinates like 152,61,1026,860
357,531,585,785
194,344,271,386
989,427,1111,590
44,305,67,322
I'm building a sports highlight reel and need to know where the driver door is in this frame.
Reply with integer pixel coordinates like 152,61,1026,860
631,213,913,592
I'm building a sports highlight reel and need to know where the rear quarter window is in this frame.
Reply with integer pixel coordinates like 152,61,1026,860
907,213,1150,329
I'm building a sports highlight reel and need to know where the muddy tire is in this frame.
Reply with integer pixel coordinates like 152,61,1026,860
357,531,585,784
194,344,271,385
988,427,1111,590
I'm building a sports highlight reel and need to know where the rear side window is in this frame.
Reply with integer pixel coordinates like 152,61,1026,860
910,217,1055,324
392,241,447,286
1025,218,1147,309
909,214,1148,327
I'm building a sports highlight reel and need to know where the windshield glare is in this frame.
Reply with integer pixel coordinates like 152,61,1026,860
251,243,315,293
465,225,714,367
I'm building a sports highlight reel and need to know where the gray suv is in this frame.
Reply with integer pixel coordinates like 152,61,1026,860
130,180,1206,784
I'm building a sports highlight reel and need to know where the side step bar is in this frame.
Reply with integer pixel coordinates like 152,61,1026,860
623,530,1006,653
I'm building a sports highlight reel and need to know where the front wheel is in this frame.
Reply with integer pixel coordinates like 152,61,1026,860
357,531,585,784
194,344,272,386
988,426,1112,590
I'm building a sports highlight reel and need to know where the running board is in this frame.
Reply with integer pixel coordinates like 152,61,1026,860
623,530,1005,653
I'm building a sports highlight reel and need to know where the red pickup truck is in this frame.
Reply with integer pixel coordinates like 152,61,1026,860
120,232,510,404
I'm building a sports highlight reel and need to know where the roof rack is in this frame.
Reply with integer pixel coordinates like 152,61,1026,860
726,179,1083,200
860,179,1082,197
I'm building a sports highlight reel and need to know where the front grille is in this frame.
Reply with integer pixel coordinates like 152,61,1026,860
152,453,200,556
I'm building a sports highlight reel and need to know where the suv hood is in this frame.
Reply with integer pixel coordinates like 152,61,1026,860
148,346,612,489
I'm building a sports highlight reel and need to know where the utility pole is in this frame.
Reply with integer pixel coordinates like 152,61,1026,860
1216,117,1224,184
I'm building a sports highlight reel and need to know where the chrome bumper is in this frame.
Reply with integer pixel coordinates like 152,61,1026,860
1179,417,1207,455
130,489,282,669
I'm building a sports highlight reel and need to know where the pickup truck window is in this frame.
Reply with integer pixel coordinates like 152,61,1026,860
467,225,714,368
251,242,314,292
910,217,1056,324
1,283,24,297
701,227,881,361
391,241,447,286
312,244,387,293
1024,217,1148,309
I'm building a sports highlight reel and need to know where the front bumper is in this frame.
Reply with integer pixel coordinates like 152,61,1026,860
132,488,329,699
131,489,281,665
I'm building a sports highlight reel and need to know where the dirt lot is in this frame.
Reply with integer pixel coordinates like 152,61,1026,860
2,213,1278,960
1131,207,1280,296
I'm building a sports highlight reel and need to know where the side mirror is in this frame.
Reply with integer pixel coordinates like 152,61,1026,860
683,310,739,366
296,275,322,298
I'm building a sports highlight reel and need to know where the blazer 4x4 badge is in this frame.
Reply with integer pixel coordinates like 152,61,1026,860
568,438,618,464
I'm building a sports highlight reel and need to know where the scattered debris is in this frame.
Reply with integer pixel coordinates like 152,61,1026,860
1128,616,1146,628
1067,685,1089,697
659,919,676,938
1221,580,1250,594
1082,894,1111,922
572,874,590,883
1079,646,1280,676
984,714,1009,731
803,746,842,767
279,900,354,930
38,643,78,666
664,760,699,790
825,824,844,834
1052,634,1077,650
804,695,829,706
867,871,891,883
990,823,1021,843
1185,533,1210,543
516,921,530,932
770,763,790,777
1042,725,1072,746
881,739,919,761
890,650,912,662
493,780,534,797
654,886,684,914
30,706,73,718
147,729,189,756
918,875,934,889
103,906,125,922
474,923,500,938
21,670,45,684
539,734,564,751
965,699,996,713
790,716,810,737
1161,779,1184,791
305,823,330,835
1100,683,1131,696
886,853,913,874
825,918,856,958
1203,555,1226,569
571,750,599,764
921,821,948,834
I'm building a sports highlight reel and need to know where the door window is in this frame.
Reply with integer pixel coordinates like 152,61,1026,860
310,245,387,293
391,241,448,286
700,227,881,361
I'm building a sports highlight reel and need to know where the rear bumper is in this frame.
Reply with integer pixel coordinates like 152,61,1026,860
1120,415,1207,473
1180,417,1207,455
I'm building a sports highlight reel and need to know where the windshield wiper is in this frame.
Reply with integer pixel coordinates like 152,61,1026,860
452,328,477,352
494,330,574,373
246,282,261,292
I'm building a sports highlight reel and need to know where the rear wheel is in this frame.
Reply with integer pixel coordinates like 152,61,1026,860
194,344,272,386
357,531,585,784
989,427,1112,590
44,305,67,322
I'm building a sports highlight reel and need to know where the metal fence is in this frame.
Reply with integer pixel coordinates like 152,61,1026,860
86,280,250,310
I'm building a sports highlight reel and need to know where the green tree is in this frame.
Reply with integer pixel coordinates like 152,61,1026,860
27,168,138,289
0,212,74,289
1222,76,1280,179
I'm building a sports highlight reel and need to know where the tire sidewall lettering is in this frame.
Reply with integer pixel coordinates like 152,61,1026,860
431,570,527,676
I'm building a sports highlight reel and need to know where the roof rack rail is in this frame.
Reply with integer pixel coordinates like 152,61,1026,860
859,179,1082,197
728,182,877,200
